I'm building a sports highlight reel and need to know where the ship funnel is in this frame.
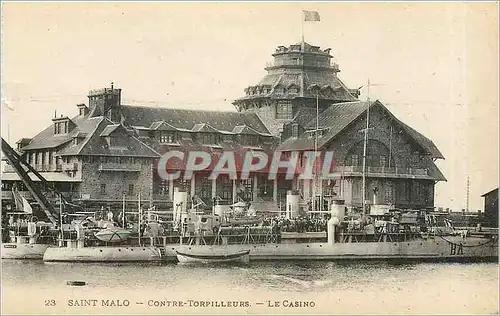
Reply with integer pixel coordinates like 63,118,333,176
328,199,345,244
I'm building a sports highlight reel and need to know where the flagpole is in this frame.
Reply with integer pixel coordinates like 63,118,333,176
315,89,319,212
138,192,142,247
122,193,125,229
59,194,64,245
362,79,370,215
301,10,305,45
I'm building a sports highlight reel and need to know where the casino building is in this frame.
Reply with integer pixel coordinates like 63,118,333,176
1,41,446,216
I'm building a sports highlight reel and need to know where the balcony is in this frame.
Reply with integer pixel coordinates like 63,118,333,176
3,164,62,173
35,164,64,172
62,162,78,171
99,163,142,172
334,166,429,177
2,190,80,201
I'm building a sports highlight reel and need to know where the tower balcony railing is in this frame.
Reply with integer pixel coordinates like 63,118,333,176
265,60,336,69
99,163,142,172
335,165,429,176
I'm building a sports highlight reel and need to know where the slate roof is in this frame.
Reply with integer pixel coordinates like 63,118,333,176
235,42,358,104
149,121,177,131
232,125,262,135
192,123,219,133
481,188,499,197
278,100,445,160
59,119,159,157
119,105,270,135
236,71,357,103
427,163,447,182
21,115,102,150
100,125,120,137
292,106,323,128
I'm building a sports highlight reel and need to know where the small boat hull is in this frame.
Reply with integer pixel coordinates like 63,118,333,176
175,248,250,264
1,243,50,259
43,246,164,262
94,228,132,243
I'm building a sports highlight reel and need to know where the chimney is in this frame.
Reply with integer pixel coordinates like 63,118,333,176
77,103,89,116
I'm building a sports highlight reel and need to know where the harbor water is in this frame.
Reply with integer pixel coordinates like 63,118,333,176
2,260,499,314
1,260,498,315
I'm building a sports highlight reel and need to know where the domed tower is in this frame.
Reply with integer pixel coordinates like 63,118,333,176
233,42,360,136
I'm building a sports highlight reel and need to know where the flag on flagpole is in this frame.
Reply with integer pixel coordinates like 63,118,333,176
303,10,320,22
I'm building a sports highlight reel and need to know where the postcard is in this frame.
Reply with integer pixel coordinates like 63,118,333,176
1,2,498,315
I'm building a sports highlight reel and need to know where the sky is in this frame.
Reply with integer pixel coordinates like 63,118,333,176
1,2,498,212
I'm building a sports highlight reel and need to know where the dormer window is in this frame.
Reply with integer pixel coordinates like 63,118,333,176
54,121,67,134
53,116,74,135
159,131,176,144
77,103,89,116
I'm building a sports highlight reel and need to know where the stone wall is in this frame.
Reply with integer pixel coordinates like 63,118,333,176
78,157,153,201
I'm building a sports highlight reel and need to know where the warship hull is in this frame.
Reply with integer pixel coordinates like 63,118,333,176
162,236,498,262
43,246,164,262
1,243,50,260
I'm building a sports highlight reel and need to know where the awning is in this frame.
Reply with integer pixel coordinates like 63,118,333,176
1,172,82,182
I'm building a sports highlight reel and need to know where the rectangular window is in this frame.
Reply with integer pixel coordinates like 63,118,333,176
158,180,168,196
291,124,299,138
100,184,106,195
412,153,420,165
159,131,175,143
238,178,254,201
399,181,407,200
276,100,293,119
385,181,394,202
412,181,420,200
353,180,362,197
351,155,358,166
380,155,387,167
242,135,259,146
200,133,218,145
128,184,134,196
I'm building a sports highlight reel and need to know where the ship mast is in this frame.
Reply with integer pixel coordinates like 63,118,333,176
466,176,470,212
361,79,371,214
59,194,64,244
138,192,142,247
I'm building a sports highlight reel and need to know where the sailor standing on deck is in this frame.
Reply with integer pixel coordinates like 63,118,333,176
107,208,113,222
